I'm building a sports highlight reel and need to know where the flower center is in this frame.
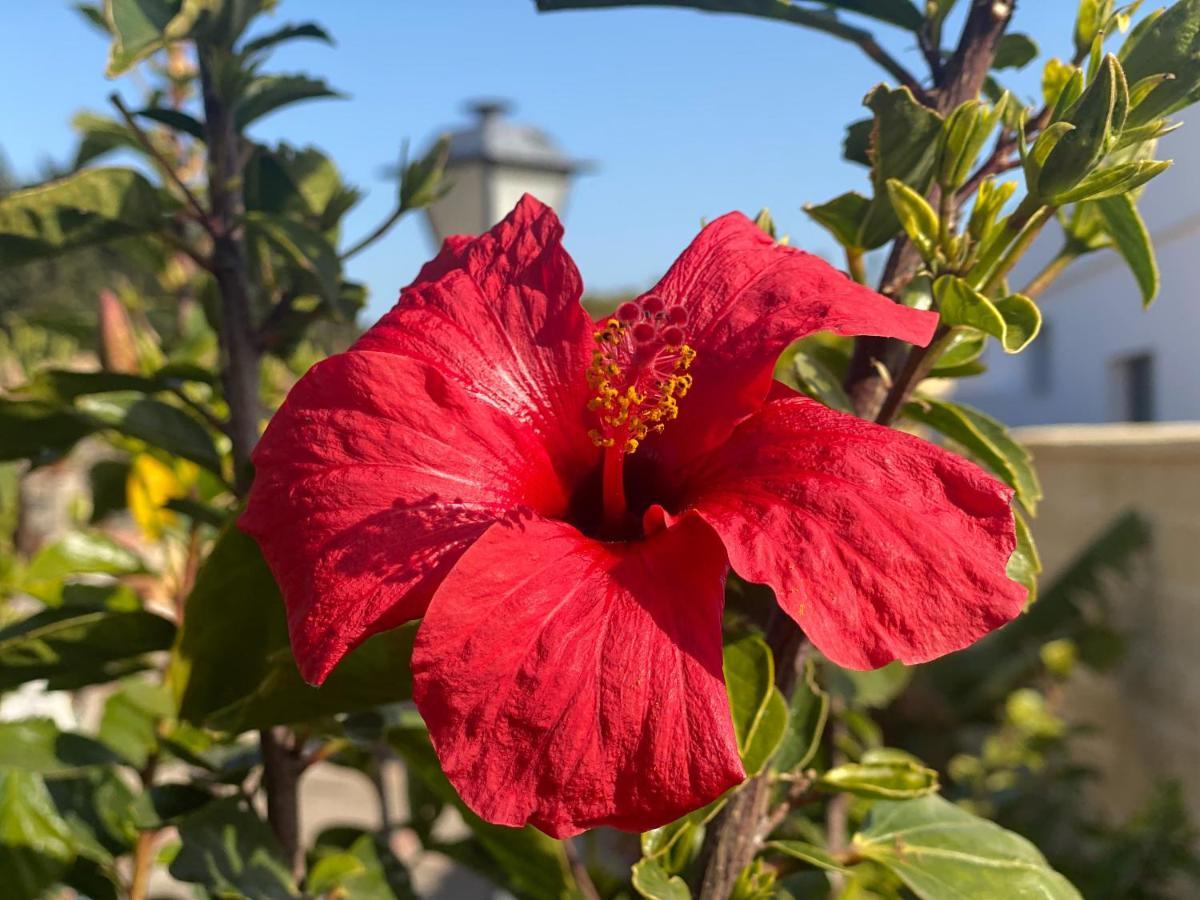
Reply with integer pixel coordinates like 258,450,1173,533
585,294,695,533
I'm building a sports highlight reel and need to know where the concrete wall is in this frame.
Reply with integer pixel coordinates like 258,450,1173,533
1015,422,1200,820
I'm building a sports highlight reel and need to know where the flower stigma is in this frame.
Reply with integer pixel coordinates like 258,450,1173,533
585,294,695,531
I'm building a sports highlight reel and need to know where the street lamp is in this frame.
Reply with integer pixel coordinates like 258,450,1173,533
424,99,588,244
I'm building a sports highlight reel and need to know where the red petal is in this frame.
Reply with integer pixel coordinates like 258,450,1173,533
645,213,938,466
240,351,571,684
357,194,597,479
412,514,744,837
684,391,1025,669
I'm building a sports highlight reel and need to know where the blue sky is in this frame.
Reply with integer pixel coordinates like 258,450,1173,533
2,1,1080,321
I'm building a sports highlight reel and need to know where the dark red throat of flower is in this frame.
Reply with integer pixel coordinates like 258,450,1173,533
586,294,695,533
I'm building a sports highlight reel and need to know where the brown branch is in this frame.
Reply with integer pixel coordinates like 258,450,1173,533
110,93,214,235
564,839,603,900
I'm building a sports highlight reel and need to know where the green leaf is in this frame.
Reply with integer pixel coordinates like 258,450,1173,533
169,798,300,898
993,33,1038,70
1006,509,1041,603
388,725,575,900
170,523,290,724
1075,0,1111,61
235,74,343,129
903,396,1042,514
307,832,416,900
773,656,829,772
1037,55,1129,199
993,293,1042,353
803,191,870,250
0,608,175,692
98,679,174,768
0,401,95,465
77,395,223,474
790,347,853,413
723,634,786,774
399,136,450,213
818,748,939,799
134,106,206,140
247,212,343,312
931,330,986,372
858,86,944,249
853,794,1083,899
240,21,333,55
641,795,726,862
938,97,1007,191
831,659,911,709
206,624,417,732
0,168,165,267
632,857,691,900
885,179,939,263
1048,158,1170,204
104,0,206,76
767,840,850,873
534,0,923,32
1120,0,1200,126
71,112,142,169
1095,192,1158,304
0,719,122,774
21,531,146,600
0,769,76,898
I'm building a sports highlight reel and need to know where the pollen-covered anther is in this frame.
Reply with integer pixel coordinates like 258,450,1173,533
586,294,696,452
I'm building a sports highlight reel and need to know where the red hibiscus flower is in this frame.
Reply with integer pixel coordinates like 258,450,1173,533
240,196,1025,838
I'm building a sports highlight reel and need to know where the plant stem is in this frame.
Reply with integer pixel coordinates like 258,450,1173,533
975,202,1055,296
197,46,302,878
564,838,603,900
340,204,407,261
845,247,867,285
129,830,157,900
1022,246,1077,299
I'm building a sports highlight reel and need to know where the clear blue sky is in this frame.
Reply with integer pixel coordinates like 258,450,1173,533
2,1,1079,321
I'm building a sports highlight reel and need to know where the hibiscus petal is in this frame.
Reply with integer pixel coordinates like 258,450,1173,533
645,212,938,465
412,514,744,837
357,194,597,478
240,351,570,684
684,391,1025,669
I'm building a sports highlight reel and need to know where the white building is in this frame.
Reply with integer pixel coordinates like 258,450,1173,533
954,126,1200,426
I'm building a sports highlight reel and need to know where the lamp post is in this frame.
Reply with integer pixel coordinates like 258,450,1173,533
424,99,588,244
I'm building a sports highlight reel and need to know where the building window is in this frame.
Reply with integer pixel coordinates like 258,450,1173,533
1028,322,1052,395
1112,352,1156,422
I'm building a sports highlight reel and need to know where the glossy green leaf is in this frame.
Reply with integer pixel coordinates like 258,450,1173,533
1075,0,1112,61
0,608,175,692
0,400,96,465
1049,158,1169,204
236,74,343,129
247,211,343,311
0,769,76,898
388,725,575,900
169,798,300,898
931,330,986,371
632,857,691,900
1095,192,1158,304
1120,0,1200,126
641,795,726,862
1006,509,1042,603
994,33,1038,70
853,795,1082,899
98,679,174,768
534,0,923,32
885,179,940,262
903,396,1042,514
818,748,939,799
0,167,165,267
803,191,870,250
21,531,146,600
858,86,944,249
773,656,829,772
1037,55,1129,199
77,394,222,473
768,840,850,873
134,106,206,140
723,634,786,774
790,347,852,413
934,276,1005,337
993,293,1042,353
938,97,1006,190
0,719,122,774
307,832,416,900
104,0,206,76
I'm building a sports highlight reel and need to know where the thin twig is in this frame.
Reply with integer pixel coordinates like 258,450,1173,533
1021,247,1078,299
341,204,408,262
110,93,215,235
563,838,602,900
